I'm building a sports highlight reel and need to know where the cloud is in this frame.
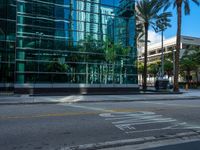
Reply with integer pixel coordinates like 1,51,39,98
148,30,165,44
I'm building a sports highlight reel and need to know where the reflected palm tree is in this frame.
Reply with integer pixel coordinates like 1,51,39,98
47,60,68,83
78,35,104,84
68,0,73,47
104,38,116,83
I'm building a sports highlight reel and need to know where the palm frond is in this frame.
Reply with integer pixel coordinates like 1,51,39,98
184,0,190,15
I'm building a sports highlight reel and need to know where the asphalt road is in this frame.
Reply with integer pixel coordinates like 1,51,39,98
1,99,200,150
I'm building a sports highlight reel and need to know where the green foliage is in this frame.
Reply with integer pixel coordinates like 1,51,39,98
183,45,200,65
165,52,173,61
47,61,68,72
104,38,116,63
77,35,132,64
137,61,144,74
154,12,172,32
121,46,131,56
180,58,197,72
180,47,200,75
115,43,131,56
147,62,160,76
78,35,103,54
164,59,173,77
163,0,200,15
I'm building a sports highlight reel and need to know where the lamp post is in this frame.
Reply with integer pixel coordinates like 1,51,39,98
157,29,165,78
155,12,172,78
36,32,44,79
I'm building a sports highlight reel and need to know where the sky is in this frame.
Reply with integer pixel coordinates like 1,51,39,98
149,2,200,44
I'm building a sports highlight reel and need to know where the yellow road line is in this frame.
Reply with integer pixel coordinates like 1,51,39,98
0,108,139,120
0,112,98,120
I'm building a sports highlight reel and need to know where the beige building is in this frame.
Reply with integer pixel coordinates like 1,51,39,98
138,35,200,85
138,35,200,63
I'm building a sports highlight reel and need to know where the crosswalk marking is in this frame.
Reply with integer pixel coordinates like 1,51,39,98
114,119,177,126
112,116,169,124
100,111,200,134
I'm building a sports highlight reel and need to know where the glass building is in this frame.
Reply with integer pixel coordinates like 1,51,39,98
0,0,138,94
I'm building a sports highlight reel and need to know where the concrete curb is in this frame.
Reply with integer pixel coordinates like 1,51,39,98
28,92,183,96
61,131,200,150
0,91,183,97
0,96,200,105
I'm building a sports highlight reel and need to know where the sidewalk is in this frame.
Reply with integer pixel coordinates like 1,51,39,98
0,89,199,105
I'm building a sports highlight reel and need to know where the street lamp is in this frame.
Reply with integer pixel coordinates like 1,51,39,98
36,32,44,78
154,12,172,78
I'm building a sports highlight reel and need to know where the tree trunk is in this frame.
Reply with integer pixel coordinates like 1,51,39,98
174,3,182,92
143,23,148,90
196,70,199,87
186,69,190,88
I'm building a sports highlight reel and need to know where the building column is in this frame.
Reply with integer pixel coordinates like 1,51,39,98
16,2,25,84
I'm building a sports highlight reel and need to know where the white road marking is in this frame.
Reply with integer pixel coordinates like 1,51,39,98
104,114,161,121
124,122,189,134
60,103,113,112
100,111,200,133
59,103,200,133
113,118,176,125
111,115,164,124
115,124,136,131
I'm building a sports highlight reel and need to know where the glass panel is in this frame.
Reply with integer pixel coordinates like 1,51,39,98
0,0,16,84
15,0,137,84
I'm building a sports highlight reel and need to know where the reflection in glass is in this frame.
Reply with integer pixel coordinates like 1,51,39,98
0,0,16,83
0,0,138,85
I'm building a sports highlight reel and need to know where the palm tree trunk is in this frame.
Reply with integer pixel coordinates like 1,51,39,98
143,23,148,90
196,70,199,87
186,69,190,88
174,3,182,92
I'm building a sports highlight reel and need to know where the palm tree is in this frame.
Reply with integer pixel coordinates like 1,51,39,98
135,17,144,53
163,0,200,92
104,38,116,83
180,45,200,87
180,57,197,87
136,0,167,90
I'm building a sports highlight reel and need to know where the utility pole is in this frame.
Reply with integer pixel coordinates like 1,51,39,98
161,30,164,78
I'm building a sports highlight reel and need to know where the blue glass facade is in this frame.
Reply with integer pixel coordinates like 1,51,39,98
0,0,138,93
0,0,16,89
